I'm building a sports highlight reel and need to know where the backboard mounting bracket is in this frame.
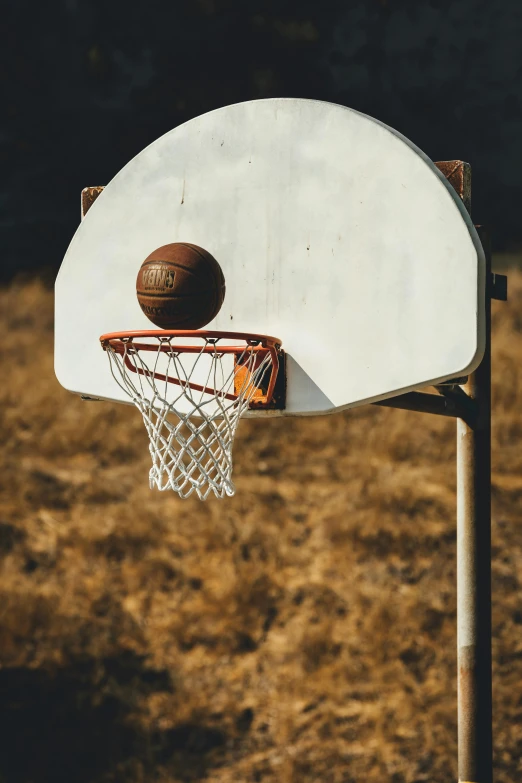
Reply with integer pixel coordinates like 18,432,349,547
81,186,105,219
491,272,508,301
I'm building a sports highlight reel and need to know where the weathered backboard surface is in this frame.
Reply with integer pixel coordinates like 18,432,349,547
55,98,485,416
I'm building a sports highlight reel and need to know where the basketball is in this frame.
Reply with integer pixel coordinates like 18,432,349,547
136,243,226,329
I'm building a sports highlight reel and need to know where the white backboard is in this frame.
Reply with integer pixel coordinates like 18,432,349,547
55,98,485,416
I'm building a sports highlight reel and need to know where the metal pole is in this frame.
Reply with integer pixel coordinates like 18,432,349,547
457,226,492,782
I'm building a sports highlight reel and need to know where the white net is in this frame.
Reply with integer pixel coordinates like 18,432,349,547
103,334,276,500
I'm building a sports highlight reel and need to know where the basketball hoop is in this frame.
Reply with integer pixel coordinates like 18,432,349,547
100,330,284,500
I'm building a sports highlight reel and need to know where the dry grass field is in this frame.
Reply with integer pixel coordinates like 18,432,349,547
0,271,521,783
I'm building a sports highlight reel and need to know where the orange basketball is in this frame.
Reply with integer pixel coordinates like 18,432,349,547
136,243,226,329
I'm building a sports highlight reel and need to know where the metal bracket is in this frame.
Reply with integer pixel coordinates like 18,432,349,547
373,387,476,426
81,186,105,220
491,272,507,301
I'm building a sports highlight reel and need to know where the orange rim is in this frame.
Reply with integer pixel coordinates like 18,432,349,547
100,329,282,405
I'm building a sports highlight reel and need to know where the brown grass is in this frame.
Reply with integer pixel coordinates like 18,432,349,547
0,272,521,782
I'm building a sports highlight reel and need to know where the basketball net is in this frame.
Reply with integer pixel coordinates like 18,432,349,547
101,332,280,500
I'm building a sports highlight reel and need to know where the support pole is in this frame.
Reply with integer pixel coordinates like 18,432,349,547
457,226,492,783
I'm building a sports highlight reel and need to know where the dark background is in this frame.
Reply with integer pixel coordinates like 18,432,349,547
2,0,522,281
